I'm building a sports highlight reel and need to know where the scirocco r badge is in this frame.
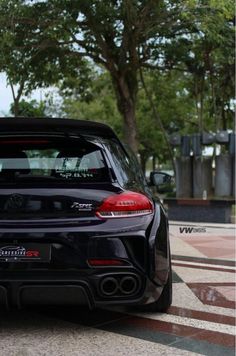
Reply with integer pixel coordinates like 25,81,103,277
71,202,93,211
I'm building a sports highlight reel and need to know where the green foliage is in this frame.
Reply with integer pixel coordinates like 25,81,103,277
0,0,88,106
162,0,235,132
137,69,197,166
0,0,234,159
0,0,190,152
60,69,197,166
10,99,47,117
61,72,123,137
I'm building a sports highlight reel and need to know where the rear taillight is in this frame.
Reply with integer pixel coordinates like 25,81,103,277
96,191,153,219
87,259,128,266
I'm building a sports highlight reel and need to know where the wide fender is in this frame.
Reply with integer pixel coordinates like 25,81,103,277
148,203,170,285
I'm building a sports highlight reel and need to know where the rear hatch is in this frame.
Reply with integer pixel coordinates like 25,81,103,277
0,134,114,221
0,134,152,270
0,135,125,267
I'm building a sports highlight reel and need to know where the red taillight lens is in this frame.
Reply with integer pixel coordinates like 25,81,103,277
96,191,153,219
88,259,128,266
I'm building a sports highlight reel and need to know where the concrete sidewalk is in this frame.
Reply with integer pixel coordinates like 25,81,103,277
0,220,235,356
170,220,235,228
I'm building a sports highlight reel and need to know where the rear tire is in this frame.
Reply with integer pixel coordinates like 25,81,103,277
141,266,172,313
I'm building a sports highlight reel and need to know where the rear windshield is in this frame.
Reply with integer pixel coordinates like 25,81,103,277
0,137,110,183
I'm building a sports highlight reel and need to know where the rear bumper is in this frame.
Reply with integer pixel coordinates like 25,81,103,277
0,269,163,309
0,205,169,309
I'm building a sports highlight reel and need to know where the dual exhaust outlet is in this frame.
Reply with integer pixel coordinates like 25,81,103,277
100,275,139,296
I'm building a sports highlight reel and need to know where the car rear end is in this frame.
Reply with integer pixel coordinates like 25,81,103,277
0,118,169,310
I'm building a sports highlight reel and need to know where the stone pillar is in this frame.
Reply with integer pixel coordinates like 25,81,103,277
193,156,213,198
232,157,235,198
215,154,233,197
175,157,192,198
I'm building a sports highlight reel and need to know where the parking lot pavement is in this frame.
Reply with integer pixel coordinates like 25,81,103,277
0,221,235,356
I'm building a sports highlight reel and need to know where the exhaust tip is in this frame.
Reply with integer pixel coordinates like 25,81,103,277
120,276,138,295
100,277,119,296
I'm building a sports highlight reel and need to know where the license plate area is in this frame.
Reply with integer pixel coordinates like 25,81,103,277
0,243,51,262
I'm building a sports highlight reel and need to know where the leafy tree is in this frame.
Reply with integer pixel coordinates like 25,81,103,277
9,99,47,117
137,69,197,171
0,0,87,116
162,0,235,132
62,71,123,137
0,0,234,157
0,0,194,152
60,69,196,172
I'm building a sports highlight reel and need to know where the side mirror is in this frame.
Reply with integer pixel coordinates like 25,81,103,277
150,171,174,193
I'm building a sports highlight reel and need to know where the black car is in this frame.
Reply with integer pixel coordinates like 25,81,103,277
0,118,172,312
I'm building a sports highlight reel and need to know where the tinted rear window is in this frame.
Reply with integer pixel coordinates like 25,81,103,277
0,137,110,183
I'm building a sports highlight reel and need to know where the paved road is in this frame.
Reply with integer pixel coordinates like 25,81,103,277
0,222,235,356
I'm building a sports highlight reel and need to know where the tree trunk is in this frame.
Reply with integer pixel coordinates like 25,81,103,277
9,79,24,117
13,98,20,117
122,104,138,153
140,153,147,174
199,89,204,133
112,74,138,153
